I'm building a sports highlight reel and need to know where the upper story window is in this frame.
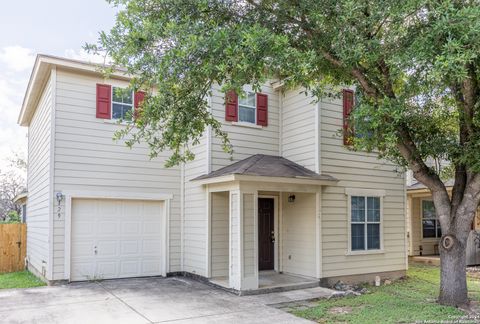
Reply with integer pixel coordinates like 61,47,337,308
225,90,268,126
343,89,355,145
343,89,373,145
238,92,256,124
96,84,145,121
112,87,134,121
350,196,382,251
422,200,441,238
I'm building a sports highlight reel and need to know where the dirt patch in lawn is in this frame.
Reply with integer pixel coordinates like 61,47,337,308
328,306,353,315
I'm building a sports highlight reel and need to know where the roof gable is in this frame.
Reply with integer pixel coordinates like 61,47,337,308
193,154,337,182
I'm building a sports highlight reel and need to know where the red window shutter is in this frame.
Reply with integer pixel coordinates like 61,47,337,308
96,84,111,119
256,93,268,126
343,89,355,145
225,90,238,122
134,91,146,118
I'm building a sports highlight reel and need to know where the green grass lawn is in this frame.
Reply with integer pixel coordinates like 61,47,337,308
292,264,480,323
0,271,46,289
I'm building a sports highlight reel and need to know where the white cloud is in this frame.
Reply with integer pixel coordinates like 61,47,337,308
0,46,31,172
0,73,28,172
64,48,111,64
0,46,35,72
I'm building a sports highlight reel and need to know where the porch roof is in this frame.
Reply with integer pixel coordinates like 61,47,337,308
407,179,454,195
192,154,337,185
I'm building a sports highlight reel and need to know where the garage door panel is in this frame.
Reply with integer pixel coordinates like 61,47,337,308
97,261,118,279
122,221,141,235
74,221,95,236
121,240,140,255
97,221,119,235
124,202,143,214
96,240,118,257
143,239,162,254
71,198,164,281
144,202,161,214
98,200,121,215
142,260,162,274
120,260,140,276
71,261,95,280
74,201,96,214
144,221,162,234
72,241,95,258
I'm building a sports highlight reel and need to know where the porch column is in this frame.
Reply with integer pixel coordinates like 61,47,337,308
241,191,258,290
315,190,322,279
229,190,241,290
229,190,258,291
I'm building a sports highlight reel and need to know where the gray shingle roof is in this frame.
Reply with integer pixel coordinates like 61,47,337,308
407,179,454,190
192,154,337,182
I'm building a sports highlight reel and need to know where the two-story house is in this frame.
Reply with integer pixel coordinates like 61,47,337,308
18,54,407,294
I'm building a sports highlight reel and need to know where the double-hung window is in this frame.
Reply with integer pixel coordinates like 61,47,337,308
422,200,441,238
238,91,256,124
112,87,134,121
351,196,381,251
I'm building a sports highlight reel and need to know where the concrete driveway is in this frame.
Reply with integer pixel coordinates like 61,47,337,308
0,277,334,324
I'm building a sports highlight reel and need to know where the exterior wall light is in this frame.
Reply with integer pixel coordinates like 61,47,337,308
288,195,296,203
56,192,64,205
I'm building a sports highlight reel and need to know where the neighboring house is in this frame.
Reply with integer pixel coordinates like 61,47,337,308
18,54,407,293
13,192,28,223
406,179,480,265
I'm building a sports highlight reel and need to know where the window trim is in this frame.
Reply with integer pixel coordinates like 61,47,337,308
231,121,263,129
111,86,134,121
420,199,441,240
345,189,385,255
238,91,257,124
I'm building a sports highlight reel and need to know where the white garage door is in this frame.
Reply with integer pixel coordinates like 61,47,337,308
71,198,165,281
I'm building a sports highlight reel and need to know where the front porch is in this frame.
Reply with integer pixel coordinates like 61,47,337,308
193,155,338,294
206,188,324,294
210,271,319,295
407,187,480,266
409,255,440,266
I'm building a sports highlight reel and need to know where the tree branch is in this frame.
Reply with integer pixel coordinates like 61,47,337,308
396,126,451,229
451,164,467,218
320,51,379,97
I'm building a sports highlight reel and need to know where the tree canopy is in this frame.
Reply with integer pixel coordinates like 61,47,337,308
90,0,480,305
90,1,480,172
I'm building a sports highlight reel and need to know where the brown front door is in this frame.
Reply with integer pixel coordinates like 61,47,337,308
258,198,274,270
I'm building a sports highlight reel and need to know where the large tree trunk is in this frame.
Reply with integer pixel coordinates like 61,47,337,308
438,234,469,307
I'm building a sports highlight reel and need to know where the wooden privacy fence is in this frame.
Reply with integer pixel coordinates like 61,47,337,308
0,224,26,273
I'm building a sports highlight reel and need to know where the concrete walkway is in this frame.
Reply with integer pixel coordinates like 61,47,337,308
0,277,336,324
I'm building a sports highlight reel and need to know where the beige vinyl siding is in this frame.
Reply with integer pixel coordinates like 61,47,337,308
320,96,406,278
281,90,316,170
210,85,280,170
243,193,255,278
26,73,53,279
281,193,316,278
52,69,181,279
210,192,229,277
182,136,208,275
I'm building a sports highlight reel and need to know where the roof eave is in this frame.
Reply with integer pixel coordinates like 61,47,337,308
13,192,28,204
192,174,338,186
407,186,453,196
18,54,132,126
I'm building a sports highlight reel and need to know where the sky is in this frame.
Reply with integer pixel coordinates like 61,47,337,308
0,0,118,172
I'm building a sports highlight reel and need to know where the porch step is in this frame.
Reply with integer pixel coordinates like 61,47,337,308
409,255,440,266
240,280,320,296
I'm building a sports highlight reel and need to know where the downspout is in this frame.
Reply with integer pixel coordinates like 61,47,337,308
180,161,185,272
315,99,322,174
278,89,283,157
404,176,409,270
